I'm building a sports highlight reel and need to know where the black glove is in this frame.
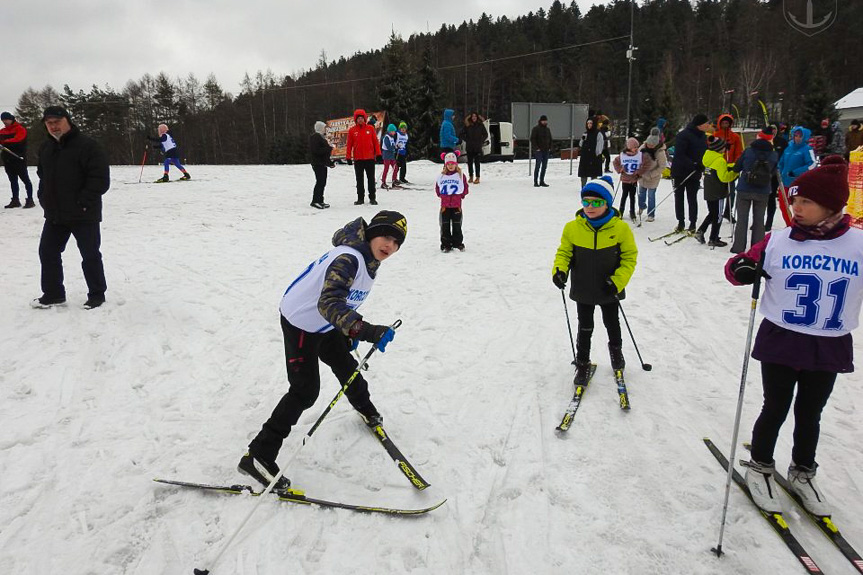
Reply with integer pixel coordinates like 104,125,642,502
346,159,353,166
552,269,567,290
375,155,383,163
730,256,772,285
354,321,396,352
603,277,618,296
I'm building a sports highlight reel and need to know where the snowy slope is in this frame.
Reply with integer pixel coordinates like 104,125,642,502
1,160,861,575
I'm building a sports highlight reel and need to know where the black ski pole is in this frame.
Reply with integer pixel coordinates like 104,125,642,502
0,144,24,161
616,297,652,371
193,320,402,575
712,257,767,558
560,289,577,366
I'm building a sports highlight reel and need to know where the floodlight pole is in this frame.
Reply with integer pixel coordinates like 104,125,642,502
625,0,637,138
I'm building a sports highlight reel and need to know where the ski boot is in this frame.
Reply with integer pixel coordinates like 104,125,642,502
30,295,67,309
574,359,593,386
238,452,291,493
609,343,625,372
787,462,830,516
743,459,782,513
360,412,384,429
155,174,169,183
708,238,728,248
695,230,706,244
179,172,191,181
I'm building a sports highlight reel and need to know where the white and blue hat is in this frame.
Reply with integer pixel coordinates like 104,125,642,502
581,175,614,205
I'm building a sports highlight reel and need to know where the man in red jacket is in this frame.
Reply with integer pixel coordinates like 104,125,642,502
345,109,381,205
0,111,35,208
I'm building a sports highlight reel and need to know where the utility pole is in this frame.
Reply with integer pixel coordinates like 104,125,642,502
625,0,637,138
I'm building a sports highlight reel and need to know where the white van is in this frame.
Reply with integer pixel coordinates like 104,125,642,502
482,120,514,162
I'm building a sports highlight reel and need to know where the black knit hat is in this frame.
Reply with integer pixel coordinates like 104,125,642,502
366,210,407,245
42,106,71,121
707,135,726,152
0,111,13,121
692,113,709,127
539,115,548,122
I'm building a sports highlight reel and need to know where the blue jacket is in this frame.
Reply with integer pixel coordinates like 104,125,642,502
778,126,817,187
381,134,397,161
439,109,459,149
733,140,779,195
670,122,707,181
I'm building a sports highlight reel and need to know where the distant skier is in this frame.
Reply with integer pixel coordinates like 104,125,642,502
147,123,190,183
726,156,863,517
380,124,400,189
670,113,710,232
695,136,737,248
239,211,407,491
552,175,638,384
613,136,653,222
395,121,410,184
435,151,469,252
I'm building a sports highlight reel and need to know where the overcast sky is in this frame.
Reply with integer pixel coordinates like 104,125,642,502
2,0,603,114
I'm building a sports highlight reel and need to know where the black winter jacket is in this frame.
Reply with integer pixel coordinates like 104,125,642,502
462,120,488,155
309,132,334,167
670,123,707,181
37,126,110,224
530,122,553,151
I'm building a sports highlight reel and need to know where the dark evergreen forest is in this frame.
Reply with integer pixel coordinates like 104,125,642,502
12,0,860,165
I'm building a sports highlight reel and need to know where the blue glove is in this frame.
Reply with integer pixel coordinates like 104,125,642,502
349,337,360,352
356,321,396,352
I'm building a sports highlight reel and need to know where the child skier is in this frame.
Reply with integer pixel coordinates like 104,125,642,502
695,136,737,248
435,151,469,252
613,137,653,222
239,211,408,491
147,123,190,182
380,124,400,189
553,175,638,383
726,156,863,516
396,122,410,184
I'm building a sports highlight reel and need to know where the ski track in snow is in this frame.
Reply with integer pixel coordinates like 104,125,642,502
1,161,861,574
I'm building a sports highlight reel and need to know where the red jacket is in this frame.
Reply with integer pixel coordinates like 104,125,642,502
345,109,381,161
0,120,27,157
714,114,743,164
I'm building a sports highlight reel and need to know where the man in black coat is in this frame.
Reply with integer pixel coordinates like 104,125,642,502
309,121,334,209
32,106,110,309
530,115,553,187
670,113,710,232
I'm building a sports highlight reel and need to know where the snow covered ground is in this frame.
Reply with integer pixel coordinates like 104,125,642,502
1,159,861,575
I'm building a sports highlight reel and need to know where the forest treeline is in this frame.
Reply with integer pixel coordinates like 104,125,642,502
11,0,860,165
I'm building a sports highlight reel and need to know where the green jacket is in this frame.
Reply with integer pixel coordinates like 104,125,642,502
701,149,738,201
553,210,638,305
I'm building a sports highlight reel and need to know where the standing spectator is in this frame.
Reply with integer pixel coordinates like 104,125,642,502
309,121,333,210
759,127,781,231
613,136,653,222
396,122,410,184
638,127,667,222
600,121,612,173
844,120,863,161
147,123,190,183
0,111,34,208
462,112,488,184
530,115,553,187
730,130,779,254
811,118,832,159
577,118,604,188
778,126,817,189
345,109,381,206
695,136,737,247
715,113,744,222
825,120,845,157
670,113,710,232
31,106,110,310
656,117,668,145
435,151,469,252
439,109,460,154
380,124,400,190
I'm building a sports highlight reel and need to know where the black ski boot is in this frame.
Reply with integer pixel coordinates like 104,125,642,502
609,343,626,372
360,412,384,429
179,172,191,181
154,174,169,183
238,452,291,493
574,359,593,386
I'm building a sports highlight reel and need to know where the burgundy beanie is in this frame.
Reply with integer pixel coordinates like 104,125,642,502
788,155,850,213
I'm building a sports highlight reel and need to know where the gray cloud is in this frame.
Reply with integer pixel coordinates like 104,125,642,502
2,0,599,112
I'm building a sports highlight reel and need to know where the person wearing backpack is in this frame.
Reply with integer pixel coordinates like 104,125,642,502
730,130,779,253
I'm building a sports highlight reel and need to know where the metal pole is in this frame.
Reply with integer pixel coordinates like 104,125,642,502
569,104,575,176
528,102,533,177
624,0,635,138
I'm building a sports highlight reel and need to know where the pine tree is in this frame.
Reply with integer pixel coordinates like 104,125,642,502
408,41,442,160
378,32,412,128
799,67,837,128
